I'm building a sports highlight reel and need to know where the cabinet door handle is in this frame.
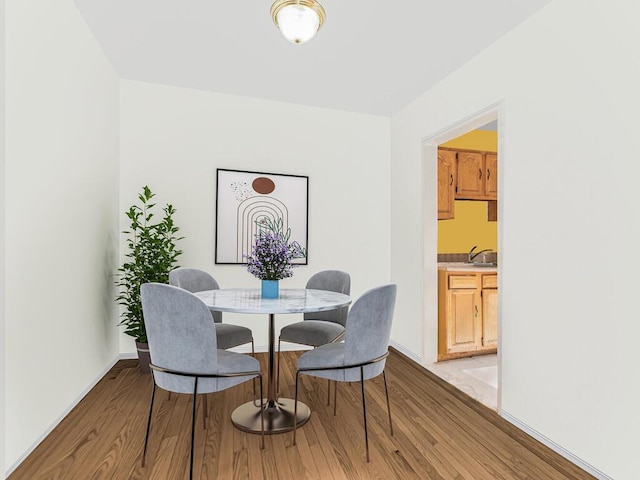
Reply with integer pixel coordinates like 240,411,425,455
475,305,479,317
478,168,482,179
487,169,491,180
450,174,454,186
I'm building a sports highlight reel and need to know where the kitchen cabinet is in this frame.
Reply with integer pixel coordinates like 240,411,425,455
439,148,498,202
438,268,498,360
487,200,498,222
484,153,498,198
455,151,485,199
438,149,457,220
481,274,498,348
441,273,481,354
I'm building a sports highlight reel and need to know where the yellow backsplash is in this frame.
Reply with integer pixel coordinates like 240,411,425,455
438,200,497,253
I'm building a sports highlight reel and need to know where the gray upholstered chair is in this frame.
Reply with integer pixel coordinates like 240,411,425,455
292,284,397,462
140,283,263,480
276,270,350,394
169,268,254,353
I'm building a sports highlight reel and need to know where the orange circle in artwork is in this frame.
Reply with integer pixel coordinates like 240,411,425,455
252,177,275,194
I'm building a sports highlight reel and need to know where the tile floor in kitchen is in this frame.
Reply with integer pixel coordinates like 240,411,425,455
425,353,498,410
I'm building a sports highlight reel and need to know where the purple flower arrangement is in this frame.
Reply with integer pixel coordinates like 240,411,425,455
245,218,306,281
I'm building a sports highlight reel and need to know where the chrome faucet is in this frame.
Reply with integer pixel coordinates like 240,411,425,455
468,245,493,263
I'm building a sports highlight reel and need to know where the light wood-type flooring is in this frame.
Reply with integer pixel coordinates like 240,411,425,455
9,349,595,480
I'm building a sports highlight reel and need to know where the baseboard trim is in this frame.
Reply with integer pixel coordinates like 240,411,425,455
389,339,422,364
501,411,612,480
5,355,122,477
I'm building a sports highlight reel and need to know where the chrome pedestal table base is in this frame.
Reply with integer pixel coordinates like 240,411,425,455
231,398,310,434
233,313,310,434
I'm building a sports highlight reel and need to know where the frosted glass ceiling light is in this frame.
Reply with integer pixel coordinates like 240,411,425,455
271,0,326,45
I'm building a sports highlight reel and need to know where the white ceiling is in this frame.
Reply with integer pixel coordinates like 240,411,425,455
73,0,551,116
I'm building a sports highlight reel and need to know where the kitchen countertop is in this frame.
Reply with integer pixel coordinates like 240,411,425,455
438,262,498,273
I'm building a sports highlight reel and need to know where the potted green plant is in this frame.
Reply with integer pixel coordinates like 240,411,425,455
116,186,183,372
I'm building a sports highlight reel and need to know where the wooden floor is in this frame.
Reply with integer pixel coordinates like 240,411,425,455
9,349,595,480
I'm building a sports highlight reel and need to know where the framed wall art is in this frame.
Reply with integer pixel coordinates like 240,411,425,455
215,168,309,265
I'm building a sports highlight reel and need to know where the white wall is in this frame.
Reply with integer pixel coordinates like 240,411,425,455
4,0,119,471
391,0,639,478
119,80,391,352
0,0,6,475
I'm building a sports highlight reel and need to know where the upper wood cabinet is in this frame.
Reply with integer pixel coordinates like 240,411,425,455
485,153,498,198
455,151,484,199
438,150,457,220
439,148,498,202
455,150,497,201
437,147,498,220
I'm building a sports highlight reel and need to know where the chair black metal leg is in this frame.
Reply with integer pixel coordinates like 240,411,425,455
333,380,338,416
251,339,256,397
292,371,300,446
259,374,265,449
276,337,281,398
142,382,157,467
360,366,370,463
383,370,393,436
190,378,198,480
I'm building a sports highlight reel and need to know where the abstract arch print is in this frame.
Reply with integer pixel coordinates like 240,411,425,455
236,195,288,263
215,169,308,265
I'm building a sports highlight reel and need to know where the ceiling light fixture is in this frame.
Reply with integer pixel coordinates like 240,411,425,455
270,0,326,45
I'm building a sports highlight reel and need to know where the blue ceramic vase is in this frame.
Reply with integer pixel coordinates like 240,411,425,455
261,279,279,299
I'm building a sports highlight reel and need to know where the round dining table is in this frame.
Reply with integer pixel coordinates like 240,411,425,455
194,287,351,434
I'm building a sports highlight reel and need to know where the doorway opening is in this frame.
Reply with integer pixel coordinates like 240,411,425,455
421,103,503,411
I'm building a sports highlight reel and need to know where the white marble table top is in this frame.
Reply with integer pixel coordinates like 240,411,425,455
193,288,351,314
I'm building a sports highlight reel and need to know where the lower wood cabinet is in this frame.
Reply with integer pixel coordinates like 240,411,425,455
438,269,498,360
481,287,498,348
